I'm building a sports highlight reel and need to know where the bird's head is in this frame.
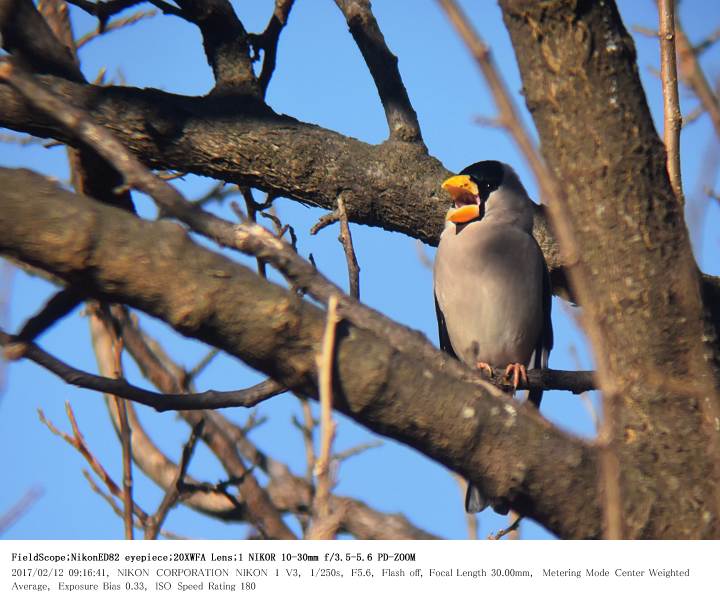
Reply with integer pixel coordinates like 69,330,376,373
441,160,508,224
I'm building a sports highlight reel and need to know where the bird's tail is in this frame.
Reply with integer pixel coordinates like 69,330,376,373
465,483,486,514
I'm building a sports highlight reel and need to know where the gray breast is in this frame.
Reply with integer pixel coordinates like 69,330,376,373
434,220,544,367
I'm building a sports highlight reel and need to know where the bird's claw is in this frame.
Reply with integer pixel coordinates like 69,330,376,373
503,363,527,390
476,361,493,378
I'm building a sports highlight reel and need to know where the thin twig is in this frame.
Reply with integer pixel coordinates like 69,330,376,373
658,0,684,205
310,210,340,235
241,188,268,278
309,295,340,537
336,196,360,299
299,398,316,484
488,515,522,540
101,311,438,539
0,487,43,535
676,17,720,139
76,9,157,48
39,403,148,526
333,440,382,463
82,469,188,539
109,333,134,539
145,420,204,539
184,348,220,385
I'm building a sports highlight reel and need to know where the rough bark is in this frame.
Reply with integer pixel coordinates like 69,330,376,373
1,72,717,314
500,0,720,538
0,167,600,539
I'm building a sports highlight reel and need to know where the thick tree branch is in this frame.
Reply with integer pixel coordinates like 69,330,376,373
500,0,720,537
1,65,719,318
0,167,601,539
335,0,423,144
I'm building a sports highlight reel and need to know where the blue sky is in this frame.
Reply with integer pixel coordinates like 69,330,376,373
1,0,719,540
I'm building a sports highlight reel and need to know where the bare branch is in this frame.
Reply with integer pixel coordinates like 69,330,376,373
183,410,296,539
309,295,340,536
38,403,149,525
658,0,684,204
0,0,84,81
0,486,43,535
114,308,436,540
336,196,360,300
76,9,158,49
676,16,720,139
334,0,423,144
310,210,341,235
184,348,220,385
145,420,204,540
90,312,253,522
488,515,521,540
173,0,260,94
107,333,135,539
0,61,511,402
249,0,295,96
333,440,382,463
14,286,84,344
1,328,287,411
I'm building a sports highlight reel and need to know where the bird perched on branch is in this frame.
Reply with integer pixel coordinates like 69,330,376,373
433,160,553,514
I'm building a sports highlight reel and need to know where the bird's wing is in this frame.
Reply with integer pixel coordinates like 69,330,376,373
434,293,457,359
528,257,553,407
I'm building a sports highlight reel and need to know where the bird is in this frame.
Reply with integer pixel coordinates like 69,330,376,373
433,160,553,514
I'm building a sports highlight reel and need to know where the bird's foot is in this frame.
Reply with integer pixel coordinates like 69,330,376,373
476,361,493,378
503,363,527,390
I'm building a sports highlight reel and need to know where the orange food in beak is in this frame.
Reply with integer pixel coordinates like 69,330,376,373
445,204,480,223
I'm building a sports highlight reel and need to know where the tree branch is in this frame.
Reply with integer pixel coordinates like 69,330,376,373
173,0,260,94
144,420,204,539
0,328,287,410
658,0,684,204
0,0,83,81
675,14,720,139
336,196,361,300
335,0,423,144
15,286,84,343
249,0,295,97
